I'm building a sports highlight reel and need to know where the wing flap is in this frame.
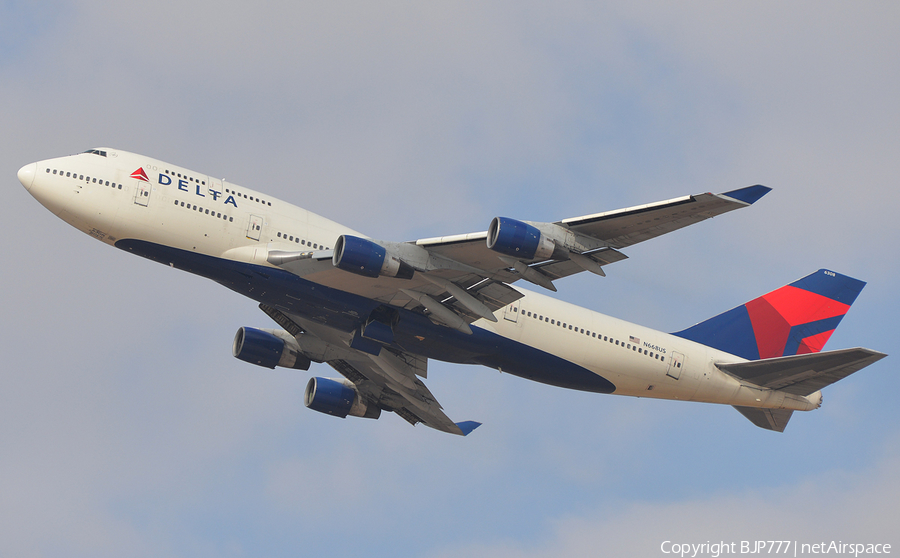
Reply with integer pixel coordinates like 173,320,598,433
716,348,887,396
533,247,628,281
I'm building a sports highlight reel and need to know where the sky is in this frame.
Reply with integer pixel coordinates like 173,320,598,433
2,2,898,557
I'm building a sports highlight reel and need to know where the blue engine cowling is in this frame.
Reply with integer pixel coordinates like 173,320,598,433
487,217,556,261
332,235,414,279
232,327,311,370
304,377,381,420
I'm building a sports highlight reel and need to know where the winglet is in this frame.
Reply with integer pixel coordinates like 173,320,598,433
455,421,482,436
720,184,772,205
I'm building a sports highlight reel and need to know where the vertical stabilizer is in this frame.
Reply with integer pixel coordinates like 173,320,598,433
673,270,865,360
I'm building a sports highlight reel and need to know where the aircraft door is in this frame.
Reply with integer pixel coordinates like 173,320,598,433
133,179,151,206
246,214,263,241
208,177,222,193
667,351,685,380
503,302,520,323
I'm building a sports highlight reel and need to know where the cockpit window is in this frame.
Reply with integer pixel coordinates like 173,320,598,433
82,149,107,157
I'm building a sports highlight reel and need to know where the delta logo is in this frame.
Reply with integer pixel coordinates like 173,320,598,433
131,168,150,182
156,171,239,208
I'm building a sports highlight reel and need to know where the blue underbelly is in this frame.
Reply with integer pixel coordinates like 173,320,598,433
116,239,615,393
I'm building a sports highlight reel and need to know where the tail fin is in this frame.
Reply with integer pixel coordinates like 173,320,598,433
673,269,866,360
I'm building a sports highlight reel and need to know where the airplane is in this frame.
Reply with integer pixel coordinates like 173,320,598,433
17,148,887,436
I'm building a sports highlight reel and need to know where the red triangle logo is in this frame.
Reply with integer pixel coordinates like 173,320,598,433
131,167,150,182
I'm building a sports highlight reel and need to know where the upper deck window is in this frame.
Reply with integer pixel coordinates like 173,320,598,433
82,149,107,157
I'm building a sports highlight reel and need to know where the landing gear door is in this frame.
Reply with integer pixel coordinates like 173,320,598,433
667,351,685,380
246,214,263,241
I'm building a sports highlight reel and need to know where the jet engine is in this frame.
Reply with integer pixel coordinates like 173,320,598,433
232,327,311,370
487,217,557,261
304,377,381,420
332,235,415,279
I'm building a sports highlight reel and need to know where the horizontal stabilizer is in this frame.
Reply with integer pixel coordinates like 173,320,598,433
716,348,887,396
733,406,793,432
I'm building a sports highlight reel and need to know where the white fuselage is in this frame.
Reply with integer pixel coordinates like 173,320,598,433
19,148,819,413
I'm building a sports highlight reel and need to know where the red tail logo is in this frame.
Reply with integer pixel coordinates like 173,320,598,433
130,168,150,182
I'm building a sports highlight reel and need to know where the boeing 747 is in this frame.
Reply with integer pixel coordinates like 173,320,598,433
18,149,887,435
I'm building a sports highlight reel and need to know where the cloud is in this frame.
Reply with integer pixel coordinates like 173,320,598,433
429,446,900,558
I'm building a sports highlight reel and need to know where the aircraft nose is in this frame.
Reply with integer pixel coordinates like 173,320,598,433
18,162,36,190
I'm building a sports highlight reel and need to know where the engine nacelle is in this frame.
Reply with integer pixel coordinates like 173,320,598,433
333,235,415,279
232,327,311,370
487,217,556,261
304,377,381,419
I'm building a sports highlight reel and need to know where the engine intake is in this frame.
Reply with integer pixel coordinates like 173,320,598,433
487,217,556,261
232,327,311,370
333,235,415,279
304,377,381,420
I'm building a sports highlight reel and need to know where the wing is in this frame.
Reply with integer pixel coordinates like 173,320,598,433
265,185,770,332
326,355,479,436
558,185,772,250
260,304,479,436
